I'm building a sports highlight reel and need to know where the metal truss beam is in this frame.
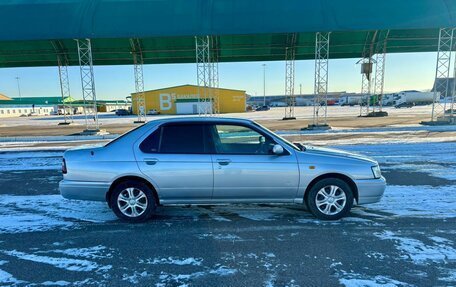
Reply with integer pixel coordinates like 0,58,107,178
210,36,220,114
51,40,73,124
313,32,331,126
195,36,213,116
76,39,99,130
284,33,297,120
372,30,390,113
130,38,147,123
431,28,455,121
359,31,377,116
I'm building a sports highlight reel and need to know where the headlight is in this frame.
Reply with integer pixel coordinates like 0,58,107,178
371,165,381,179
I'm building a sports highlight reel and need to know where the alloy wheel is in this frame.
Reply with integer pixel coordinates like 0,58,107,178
315,185,347,216
117,187,148,217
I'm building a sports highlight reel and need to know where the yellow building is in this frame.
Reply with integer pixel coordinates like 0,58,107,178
131,85,246,115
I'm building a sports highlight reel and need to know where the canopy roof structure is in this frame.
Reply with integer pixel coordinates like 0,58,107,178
0,0,455,68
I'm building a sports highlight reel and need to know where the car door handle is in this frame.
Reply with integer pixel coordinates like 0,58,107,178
216,159,231,166
144,158,158,165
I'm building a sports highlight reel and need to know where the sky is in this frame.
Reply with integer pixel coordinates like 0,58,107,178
0,52,439,101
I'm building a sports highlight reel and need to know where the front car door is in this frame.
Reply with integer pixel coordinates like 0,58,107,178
209,123,300,202
134,123,214,204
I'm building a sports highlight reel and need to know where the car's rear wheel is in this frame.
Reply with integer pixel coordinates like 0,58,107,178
306,178,353,220
110,180,156,223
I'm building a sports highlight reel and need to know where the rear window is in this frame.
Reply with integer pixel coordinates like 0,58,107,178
140,124,206,154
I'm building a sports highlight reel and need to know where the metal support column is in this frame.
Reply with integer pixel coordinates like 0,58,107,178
358,31,377,117
76,39,99,131
311,32,331,128
372,30,389,115
57,56,73,124
373,53,386,112
283,33,297,120
195,36,213,116
359,57,373,116
431,28,454,122
52,40,73,125
130,38,147,123
210,36,220,114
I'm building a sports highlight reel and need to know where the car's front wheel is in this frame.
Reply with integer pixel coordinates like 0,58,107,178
306,178,353,220
110,180,156,223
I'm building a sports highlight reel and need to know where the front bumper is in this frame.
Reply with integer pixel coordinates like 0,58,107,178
59,180,109,202
354,176,386,204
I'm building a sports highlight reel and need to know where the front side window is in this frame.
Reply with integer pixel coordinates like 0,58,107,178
212,124,275,155
140,124,206,154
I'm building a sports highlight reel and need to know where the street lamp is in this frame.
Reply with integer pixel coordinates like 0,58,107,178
262,64,266,106
15,76,22,101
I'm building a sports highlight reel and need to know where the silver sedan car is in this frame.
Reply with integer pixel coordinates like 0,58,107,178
60,117,386,222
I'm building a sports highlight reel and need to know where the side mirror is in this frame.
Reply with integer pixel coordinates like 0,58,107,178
272,144,284,155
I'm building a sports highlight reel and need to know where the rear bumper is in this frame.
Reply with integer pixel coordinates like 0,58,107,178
355,177,386,204
59,180,109,202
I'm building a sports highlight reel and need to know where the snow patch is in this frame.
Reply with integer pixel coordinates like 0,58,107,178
357,185,456,219
157,265,236,286
122,271,150,284
439,268,456,283
42,245,113,260
374,231,456,265
0,269,24,285
3,250,101,272
196,233,243,241
140,257,203,266
339,273,412,287
41,280,71,286
0,195,116,234
0,151,62,171
336,142,456,181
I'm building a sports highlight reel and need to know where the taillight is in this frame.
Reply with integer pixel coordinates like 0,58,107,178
62,158,67,174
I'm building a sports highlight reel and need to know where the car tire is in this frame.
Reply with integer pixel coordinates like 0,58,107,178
110,180,156,223
306,178,353,220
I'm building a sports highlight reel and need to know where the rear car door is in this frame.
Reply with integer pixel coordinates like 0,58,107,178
134,123,214,203
209,123,299,202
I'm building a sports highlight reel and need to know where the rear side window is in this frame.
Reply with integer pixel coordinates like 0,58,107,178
140,124,206,154
139,128,160,153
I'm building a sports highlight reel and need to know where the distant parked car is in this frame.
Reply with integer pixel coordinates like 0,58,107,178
27,111,38,117
256,105,271,111
60,117,386,223
50,110,64,115
115,109,130,116
147,109,160,115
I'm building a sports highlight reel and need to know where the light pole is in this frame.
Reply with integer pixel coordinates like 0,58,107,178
262,64,266,106
15,76,22,101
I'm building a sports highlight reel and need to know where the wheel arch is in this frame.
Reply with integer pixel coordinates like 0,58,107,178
303,173,359,204
106,175,160,208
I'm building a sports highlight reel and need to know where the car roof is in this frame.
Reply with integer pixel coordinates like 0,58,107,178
147,116,254,125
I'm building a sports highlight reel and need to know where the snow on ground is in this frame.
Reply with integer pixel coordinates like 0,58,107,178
337,142,456,180
140,257,203,266
354,185,456,219
42,245,113,260
2,250,106,272
338,272,412,287
0,183,453,236
156,265,237,286
0,151,62,171
0,195,115,233
374,231,456,265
